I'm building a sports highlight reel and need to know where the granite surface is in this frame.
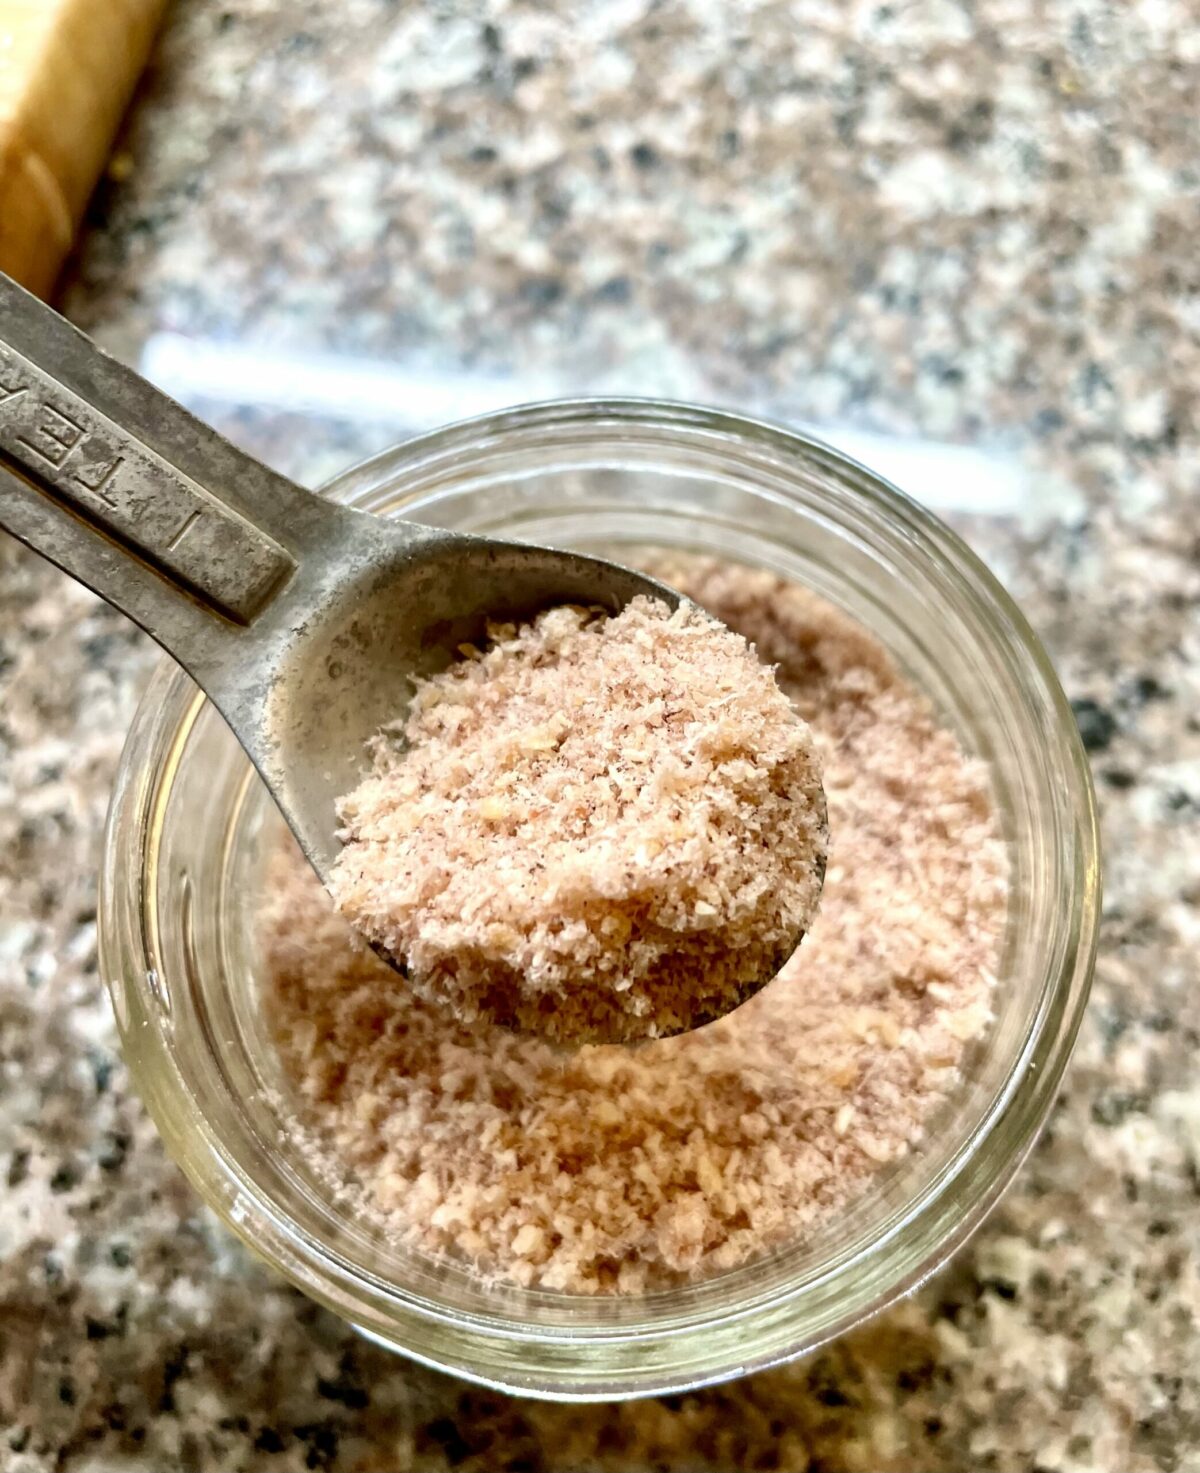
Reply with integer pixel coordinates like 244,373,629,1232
1,0,1198,1468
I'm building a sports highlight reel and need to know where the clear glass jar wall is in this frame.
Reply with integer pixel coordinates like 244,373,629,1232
101,401,1099,1400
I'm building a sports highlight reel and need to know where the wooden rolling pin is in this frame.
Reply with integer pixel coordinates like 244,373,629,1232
0,0,169,297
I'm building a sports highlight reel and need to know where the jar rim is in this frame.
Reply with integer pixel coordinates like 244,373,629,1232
100,397,1100,1399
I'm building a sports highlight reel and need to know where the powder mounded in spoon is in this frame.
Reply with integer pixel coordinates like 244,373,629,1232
329,595,827,1044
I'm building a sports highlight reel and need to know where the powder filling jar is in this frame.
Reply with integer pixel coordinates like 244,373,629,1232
100,400,1099,1400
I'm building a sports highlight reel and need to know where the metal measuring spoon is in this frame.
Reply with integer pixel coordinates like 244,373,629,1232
0,273,824,1042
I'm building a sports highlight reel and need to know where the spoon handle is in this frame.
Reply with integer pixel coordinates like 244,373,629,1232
0,272,340,672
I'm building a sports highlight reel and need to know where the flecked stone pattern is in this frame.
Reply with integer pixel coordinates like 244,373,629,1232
1,0,1196,1468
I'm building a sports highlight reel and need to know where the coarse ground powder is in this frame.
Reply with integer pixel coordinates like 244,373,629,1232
329,596,827,1044
261,556,1007,1295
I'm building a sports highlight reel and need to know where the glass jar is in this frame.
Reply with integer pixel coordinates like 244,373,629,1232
100,400,1099,1400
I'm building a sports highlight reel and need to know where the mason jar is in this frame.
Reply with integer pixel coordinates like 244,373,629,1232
100,399,1099,1400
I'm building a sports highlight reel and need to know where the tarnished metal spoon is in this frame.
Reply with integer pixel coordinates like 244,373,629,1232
0,273,823,1043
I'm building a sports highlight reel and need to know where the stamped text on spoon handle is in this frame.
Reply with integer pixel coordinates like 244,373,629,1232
0,347,293,624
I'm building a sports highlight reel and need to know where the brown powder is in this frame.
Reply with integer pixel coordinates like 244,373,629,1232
262,557,1007,1295
329,596,827,1044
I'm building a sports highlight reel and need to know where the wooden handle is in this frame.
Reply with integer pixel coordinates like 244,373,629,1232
0,0,170,298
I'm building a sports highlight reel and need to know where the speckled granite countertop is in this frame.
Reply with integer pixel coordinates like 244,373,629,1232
1,1,1197,1468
